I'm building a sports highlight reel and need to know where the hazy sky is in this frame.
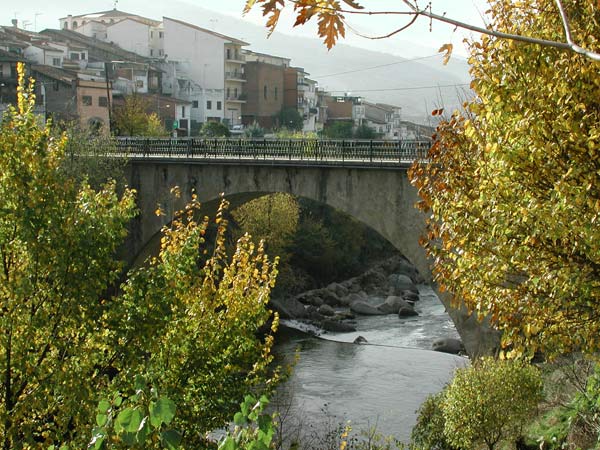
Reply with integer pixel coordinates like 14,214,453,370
1,0,489,57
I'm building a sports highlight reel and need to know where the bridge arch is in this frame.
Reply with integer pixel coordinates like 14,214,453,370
124,161,431,281
121,149,499,358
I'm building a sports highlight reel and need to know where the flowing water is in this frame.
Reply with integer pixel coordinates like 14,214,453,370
273,285,467,445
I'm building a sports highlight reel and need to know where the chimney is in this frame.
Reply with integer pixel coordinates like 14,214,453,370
11,19,17,28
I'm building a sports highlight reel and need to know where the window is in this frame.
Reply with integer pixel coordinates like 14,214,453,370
264,85,267,100
150,49,154,56
70,52,80,60
136,80,144,88
99,96,108,107
274,87,278,100
217,101,222,110
72,21,78,28
53,81,60,91
150,31,154,38
207,100,212,110
226,87,230,99
226,48,231,59
159,31,164,38
52,57,61,67
181,106,186,118
234,87,238,98
192,100,198,108
158,49,164,56
82,95,92,106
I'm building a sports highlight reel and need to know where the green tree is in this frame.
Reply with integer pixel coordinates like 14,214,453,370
110,195,280,446
244,121,265,138
232,193,300,264
411,393,457,450
0,64,137,447
323,121,353,139
201,121,231,137
443,358,542,450
276,108,303,132
354,123,376,139
59,123,128,190
410,0,600,357
113,95,168,137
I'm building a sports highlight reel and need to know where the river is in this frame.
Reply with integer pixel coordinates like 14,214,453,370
272,284,467,447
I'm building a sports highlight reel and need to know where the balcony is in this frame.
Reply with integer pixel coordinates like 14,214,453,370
225,54,246,64
225,94,247,103
225,71,246,82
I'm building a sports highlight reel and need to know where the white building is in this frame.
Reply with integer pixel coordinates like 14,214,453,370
24,43,63,67
162,17,248,127
106,18,164,59
59,9,159,41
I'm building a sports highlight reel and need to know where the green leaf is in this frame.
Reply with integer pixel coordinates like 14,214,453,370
233,411,247,426
150,397,177,428
160,429,182,450
97,412,107,427
88,427,106,450
97,399,110,413
115,407,143,434
218,436,237,450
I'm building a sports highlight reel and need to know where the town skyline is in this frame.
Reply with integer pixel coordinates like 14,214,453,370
2,0,488,57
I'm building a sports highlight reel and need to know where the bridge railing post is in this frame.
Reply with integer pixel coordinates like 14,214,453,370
370,140,374,163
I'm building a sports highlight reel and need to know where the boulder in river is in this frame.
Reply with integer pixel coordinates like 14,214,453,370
321,319,357,333
401,290,420,303
350,300,386,316
432,337,465,355
271,297,307,319
327,282,348,299
377,296,411,314
318,304,336,317
398,306,419,317
388,274,418,296
353,335,368,344
340,291,367,306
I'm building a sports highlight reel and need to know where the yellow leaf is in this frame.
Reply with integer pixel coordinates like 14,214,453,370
438,43,453,65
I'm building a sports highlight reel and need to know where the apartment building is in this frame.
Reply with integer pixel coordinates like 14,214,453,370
162,17,248,128
242,60,284,128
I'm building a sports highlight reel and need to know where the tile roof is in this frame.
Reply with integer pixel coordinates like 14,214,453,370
31,64,77,83
40,29,153,64
0,48,24,61
60,9,161,27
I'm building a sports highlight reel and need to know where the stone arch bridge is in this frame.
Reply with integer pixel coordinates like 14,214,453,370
119,137,498,356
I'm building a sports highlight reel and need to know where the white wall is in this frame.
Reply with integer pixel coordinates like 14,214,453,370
77,21,108,40
107,20,151,57
163,17,225,121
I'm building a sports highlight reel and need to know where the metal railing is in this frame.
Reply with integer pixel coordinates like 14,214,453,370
115,137,430,168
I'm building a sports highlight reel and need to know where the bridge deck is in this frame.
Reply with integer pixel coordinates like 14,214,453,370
116,137,429,169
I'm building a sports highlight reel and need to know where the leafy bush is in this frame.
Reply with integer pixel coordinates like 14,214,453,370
443,358,543,450
411,392,456,450
218,394,275,450
201,121,231,137
244,121,265,138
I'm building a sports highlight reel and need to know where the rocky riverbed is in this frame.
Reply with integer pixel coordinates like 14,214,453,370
270,255,465,354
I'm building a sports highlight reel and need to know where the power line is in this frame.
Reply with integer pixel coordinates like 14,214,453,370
313,53,442,78
326,83,471,93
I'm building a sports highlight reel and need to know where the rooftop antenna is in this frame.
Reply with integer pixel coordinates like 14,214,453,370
113,0,118,10
34,13,42,32
22,20,32,30
209,18,218,30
